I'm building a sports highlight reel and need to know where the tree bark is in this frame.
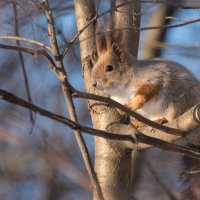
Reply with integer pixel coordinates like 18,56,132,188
114,0,140,57
74,0,140,199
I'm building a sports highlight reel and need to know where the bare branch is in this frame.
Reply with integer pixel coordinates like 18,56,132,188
72,17,200,50
0,38,198,147
0,36,51,50
71,88,184,136
61,1,140,59
13,1,35,130
72,87,200,146
0,43,57,69
61,3,200,57
141,0,200,9
72,87,200,145
1,88,200,160
42,1,104,199
140,18,200,31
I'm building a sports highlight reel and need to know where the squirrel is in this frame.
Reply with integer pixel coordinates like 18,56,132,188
90,32,200,199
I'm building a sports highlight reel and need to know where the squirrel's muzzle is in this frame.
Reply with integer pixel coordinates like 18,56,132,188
90,79,97,87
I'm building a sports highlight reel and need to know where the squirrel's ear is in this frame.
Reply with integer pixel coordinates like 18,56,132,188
112,43,130,66
96,21,107,56
96,33,106,56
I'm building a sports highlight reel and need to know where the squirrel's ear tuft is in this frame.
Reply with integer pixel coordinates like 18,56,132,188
96,33,106,56
96,22,107,56
112,43,130,66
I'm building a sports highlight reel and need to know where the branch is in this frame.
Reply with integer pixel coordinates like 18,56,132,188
63,1,200,59
0,38,198,145
0,43,57,69
140,18,200,31
13,1,35,130
1,88,200,160
141,0,200,9
61,1,142,59
0,36,51,50
71,86,200,145
0,2,102,197
73,17,200,49
71,86,184,136
42,1,104,199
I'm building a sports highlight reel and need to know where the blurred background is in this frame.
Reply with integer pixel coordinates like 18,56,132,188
0,0,200,199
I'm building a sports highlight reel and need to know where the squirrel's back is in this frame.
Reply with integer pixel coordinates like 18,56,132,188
133,59,200,121
137,58,200,199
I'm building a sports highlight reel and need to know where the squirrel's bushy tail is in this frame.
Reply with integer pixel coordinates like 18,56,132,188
181,144,200,200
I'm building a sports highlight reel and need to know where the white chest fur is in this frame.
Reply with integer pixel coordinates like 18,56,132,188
110,86,137,105
110,87,166,121
136,97,165,120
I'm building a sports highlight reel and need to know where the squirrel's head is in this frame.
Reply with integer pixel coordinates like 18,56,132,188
91,36,133,94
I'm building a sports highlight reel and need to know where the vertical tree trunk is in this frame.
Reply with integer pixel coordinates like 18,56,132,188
114,0,141,57
114,0,141,187
74,1,140,199
142,5,175,59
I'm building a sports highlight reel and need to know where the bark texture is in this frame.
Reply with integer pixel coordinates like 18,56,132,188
74,0,140,199
114,0,140,57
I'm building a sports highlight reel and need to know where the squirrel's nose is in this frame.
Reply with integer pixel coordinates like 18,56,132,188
91,79,97,87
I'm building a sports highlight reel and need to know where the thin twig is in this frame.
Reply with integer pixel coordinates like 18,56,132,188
71,86,200,147
0,36,51,50
71,87,184,136
0,43,58,70
62,3,200,58
0,39,192,137
75,17,200,46
96,0,101,14
61,1,137,59
13,1,35,132
140,18,200,31
0,41,197,139
141,0,200,9
42,1,104,199
165,16,190,21
1,88,200,160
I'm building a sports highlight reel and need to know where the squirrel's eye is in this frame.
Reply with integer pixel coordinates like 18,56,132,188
105,65,113,72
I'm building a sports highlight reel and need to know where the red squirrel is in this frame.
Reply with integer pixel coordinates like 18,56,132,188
90,32,200,199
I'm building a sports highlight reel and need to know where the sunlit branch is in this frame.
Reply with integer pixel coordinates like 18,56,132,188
1,88,200,160
140,18,200,31
0,43,57,69
72,18,200,49
42,1,104,199
0,36,51,50
62,3,200,58
61,1,140,59
70,85,183,136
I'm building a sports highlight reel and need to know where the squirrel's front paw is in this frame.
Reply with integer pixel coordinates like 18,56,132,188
154,118,168,124
131,120,146,128
131,118,168,129
116,108,126,116
127,95,146,111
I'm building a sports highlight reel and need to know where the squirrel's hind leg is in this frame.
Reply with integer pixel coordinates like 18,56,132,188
131,117,168,128
116,108,126,116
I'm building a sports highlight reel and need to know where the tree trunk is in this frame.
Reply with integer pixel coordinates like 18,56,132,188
114,0,141,57
74,1,140,199
142,5,175,59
